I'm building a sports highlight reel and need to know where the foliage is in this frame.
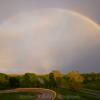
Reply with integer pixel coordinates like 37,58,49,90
0,92,36,100
0,71,100,91
19,73,38,87
0,73,9,89
9,76,20,88
67,71,84,91
49,70,62,88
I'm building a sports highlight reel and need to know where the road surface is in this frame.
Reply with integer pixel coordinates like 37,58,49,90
0,88,56,100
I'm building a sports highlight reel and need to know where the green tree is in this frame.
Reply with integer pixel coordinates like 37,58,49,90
91,72,98,81
49,70,62,88
0,73,9,90
67,71,84,91
20,73,38,87
38,75,49,88
9,76,20,88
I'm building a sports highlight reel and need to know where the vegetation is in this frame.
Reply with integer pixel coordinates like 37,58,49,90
0,71,100,100
19,73,38,87
53,88,100,100
49,70,62,88
0,71,100,90
0,73,9,90
67,71,84,91
0,92,36,100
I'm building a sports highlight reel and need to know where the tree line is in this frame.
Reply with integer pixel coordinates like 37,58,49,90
0,71,100,91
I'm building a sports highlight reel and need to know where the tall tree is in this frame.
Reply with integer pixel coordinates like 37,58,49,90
20,73,38,87
67,71,84,91
49,70,62,87
0,73,9,89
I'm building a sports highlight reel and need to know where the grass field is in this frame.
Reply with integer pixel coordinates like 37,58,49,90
53,88,100,100
0,88,100,100
84,81,100,91
0,92,36,100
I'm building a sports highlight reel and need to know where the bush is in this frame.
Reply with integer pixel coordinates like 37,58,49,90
19,73,38,87
0,73,9,90
67,71,84,91
9,76,20,88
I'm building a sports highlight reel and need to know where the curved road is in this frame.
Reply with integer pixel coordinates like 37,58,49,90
0,88,56,100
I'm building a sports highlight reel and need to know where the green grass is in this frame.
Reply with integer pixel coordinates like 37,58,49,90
53,88,100,100
0,92,36,100
84,81,100,91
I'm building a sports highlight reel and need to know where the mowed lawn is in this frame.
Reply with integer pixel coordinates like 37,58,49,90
0,92,36,100
84,81,100,91
53,88,100,100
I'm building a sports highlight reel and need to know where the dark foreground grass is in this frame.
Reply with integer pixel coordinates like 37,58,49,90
53,88,100,100
84,81,100,91
0,88,100,100
0,92,36,100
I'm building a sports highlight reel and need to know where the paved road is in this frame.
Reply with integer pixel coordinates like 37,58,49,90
0,88,56,100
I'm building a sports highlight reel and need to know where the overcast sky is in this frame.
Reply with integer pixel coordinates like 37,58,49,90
0,0,100,74
0,0,100,24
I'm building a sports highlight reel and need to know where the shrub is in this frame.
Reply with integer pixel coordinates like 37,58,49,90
67,71,84,91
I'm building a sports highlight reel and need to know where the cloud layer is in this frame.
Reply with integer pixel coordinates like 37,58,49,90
0,8,100,74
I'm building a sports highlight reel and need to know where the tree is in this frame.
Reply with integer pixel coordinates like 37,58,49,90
52,70,62,80
38,75,49,88
20,73,38,87
67,71,84,91
9,76,20,88
60,78,67,88
49,70,62,87
0,73,9,90
91,72,98,81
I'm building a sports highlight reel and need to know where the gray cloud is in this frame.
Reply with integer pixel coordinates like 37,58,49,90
0,0,100,24
0,9,100,73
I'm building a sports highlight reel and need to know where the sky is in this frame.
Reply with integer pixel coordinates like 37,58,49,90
0,0,100,74
0,0,100,24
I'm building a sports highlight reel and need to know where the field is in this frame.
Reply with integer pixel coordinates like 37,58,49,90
53,88,100,100
84,81,100,91
0,92,36,100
